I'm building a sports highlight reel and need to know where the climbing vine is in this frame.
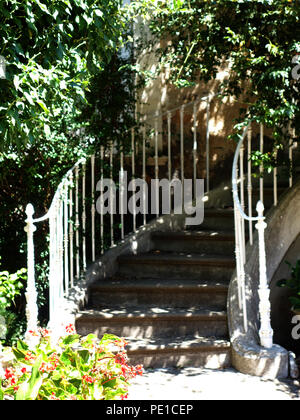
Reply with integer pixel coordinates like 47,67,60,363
130,0,300,144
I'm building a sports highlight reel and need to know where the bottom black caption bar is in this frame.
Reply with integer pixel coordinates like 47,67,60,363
102,402,196,417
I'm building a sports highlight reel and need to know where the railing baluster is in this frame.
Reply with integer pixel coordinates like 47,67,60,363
260,124,264,203
75,166,80,278
273,149,278,206
91,154,96,261
110,142,115,245
142,125,147,226
82,163,87,271
180,105,184,183
234,200,243,310
49,213,56,329
289,137,293,188
120,147,125,239
234,178,248,333
63,183,69,296
100,146,104,254
240,144,246,262
167,111,172,182
69,173,74,288
206,95,211,193
58,200,64,301
131,130,137,232
234,163,243,312
247,125,253,245
155,112,159,216
193,102,198,199
238,210,248,333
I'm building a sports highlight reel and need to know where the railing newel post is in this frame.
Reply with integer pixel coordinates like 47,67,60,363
24,203,39,347
255,200,274,349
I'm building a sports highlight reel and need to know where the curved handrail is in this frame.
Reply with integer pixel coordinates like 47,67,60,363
232,121,274,349
32,157,87,224
232,125,264,222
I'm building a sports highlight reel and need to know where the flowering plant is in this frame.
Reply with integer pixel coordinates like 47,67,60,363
0,325,142,400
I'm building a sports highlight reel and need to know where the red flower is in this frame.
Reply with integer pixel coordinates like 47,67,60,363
4,368,19,387
5,368,14,380
135,365,143,376
21,367,27,374
49,393,60,400
49,353,59,366
10,377,17,386
65,324,76,334
82,375,94,384
39,362,55,373
39,328,51,338
25,351,36,363
115,351,128,365
121,393,128,400
39,354,59,374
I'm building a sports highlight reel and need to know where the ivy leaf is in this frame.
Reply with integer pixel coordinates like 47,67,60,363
23,92,34,106
37,101,49,114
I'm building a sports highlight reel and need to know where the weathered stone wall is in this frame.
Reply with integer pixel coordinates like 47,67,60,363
136,44,266,189
270,234,300,356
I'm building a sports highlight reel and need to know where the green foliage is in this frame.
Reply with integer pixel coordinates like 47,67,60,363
77,54,137,150
0,45,138,329
0,0,127,150
1,327,143,400
0,263,26,346
0,266,26,311
131,0,300,142
277,260,300,310
0,0,139,344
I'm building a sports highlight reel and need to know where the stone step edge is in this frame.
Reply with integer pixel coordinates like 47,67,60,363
126,336,230,353
151,232,235,242
89,283,229,295
118,254,235,268
76,310,228,323
127,343,231,357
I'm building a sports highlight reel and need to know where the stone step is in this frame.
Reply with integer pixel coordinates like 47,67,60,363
88,278,229,310
200,209,234,231
75,306,228,340
126,336,231,369
151,230,235,255
117,252,235,281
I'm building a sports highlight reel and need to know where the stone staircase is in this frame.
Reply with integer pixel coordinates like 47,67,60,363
75,159,296,370
76,209,236,369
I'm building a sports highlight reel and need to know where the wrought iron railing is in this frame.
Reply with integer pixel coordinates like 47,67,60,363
24,92,219,344
232,122,297,348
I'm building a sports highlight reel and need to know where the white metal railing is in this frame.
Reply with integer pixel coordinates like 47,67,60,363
232,122,297,349
24,92,219,343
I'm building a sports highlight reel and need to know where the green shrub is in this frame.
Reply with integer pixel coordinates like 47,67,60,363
0,264,26,345
0,326,143,400
277,260,300,311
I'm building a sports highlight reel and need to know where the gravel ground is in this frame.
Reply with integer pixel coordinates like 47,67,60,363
128,367,300,400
